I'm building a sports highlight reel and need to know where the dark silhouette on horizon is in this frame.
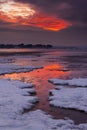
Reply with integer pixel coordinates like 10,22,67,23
0,43,53,49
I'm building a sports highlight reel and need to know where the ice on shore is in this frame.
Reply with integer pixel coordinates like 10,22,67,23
0,64,42,74
0,79,87,129
0,58,15,63
49,78,87,87
49,78,87,113
10,80,34,89
0,110,87,130
0,79,38,121
49,87,87,113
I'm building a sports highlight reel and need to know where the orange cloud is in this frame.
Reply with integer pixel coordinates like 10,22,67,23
0,1,71,31
26,14,71,31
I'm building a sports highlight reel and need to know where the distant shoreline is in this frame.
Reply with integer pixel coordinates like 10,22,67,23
0,44,53,49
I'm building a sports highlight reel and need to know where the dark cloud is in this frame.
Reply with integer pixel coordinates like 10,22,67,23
15,0,87,26
0,26,87,46
0,0,87,46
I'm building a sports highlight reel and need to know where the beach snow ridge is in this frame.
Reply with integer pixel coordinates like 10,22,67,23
0,77,87,129
49,78,87,113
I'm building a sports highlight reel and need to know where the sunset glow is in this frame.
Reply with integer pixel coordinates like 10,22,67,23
45,64,63,70
0,64,71,83
0,0,71,31
0,1,35,19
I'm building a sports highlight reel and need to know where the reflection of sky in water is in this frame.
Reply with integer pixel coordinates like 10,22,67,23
0,64,71,83
0,48,43,53
0,48,87,80
0,63,71,114
0,49,87,123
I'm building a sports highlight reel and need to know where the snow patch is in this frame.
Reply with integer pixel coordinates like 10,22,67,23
49,78,87,87
0,64,42,74
49,87,87,113
0,79,38,121
0,110,87,130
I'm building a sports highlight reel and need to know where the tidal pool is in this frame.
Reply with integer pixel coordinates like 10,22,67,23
0,48,87,124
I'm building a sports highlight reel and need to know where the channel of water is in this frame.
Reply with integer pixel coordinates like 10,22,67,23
1,64,87,124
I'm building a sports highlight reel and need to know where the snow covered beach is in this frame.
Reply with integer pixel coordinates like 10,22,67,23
49,78,87,112
0,78,87,130
0,48,87,129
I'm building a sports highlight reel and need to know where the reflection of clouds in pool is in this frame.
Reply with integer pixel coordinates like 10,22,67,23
0,64,71,83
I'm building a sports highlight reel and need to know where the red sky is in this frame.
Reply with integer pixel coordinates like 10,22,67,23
0,0,87,46
0,1,71,31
